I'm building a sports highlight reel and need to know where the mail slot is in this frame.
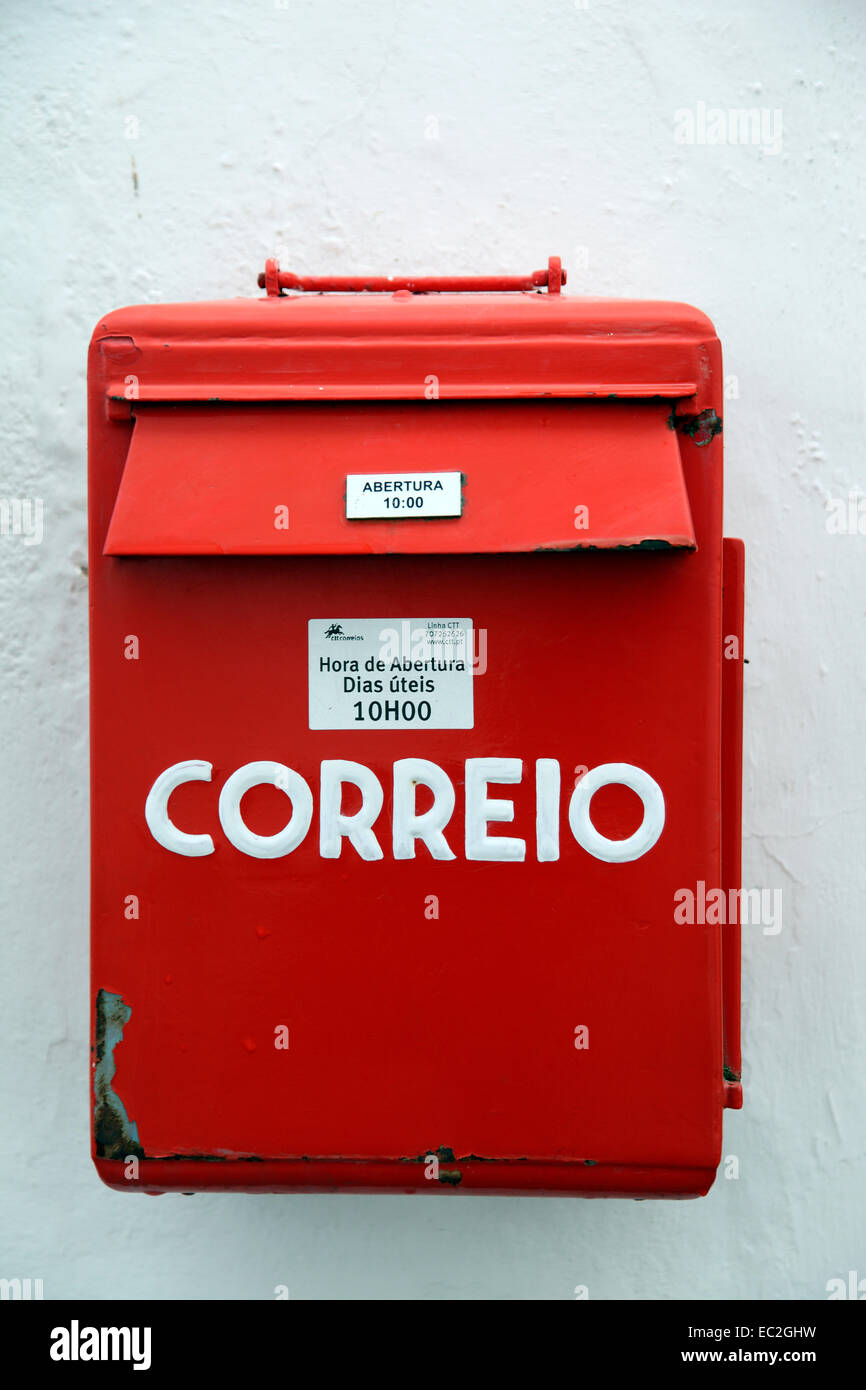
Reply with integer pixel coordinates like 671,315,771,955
89,256,744,1197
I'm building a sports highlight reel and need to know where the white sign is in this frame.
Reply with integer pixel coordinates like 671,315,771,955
346,471,462,519
308,618,474,729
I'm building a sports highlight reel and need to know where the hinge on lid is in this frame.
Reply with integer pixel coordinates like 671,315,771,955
258,256,566,297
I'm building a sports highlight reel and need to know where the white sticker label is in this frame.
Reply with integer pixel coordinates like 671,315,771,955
346,471,462,519
308,619,474,729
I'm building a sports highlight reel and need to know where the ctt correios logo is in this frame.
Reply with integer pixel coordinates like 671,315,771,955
144,757,665,863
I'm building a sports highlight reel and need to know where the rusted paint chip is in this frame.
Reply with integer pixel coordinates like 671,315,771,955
438,1169,463,1186
669,407,723,446
94,989,144,1160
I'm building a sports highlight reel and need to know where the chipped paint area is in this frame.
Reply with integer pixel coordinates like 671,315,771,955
669,407,723,446
93,989,144,1160
437,1169,463,1186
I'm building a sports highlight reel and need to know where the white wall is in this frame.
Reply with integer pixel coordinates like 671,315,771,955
1,0,863,1300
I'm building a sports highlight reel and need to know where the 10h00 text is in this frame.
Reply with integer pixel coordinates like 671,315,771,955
347,671,436,722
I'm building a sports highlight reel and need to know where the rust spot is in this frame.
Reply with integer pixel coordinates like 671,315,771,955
533,539,687,553
668,406,722,446
438,1169,462,1186
157,1153,227,1162
400,1145,531,1166
93,989,144,1160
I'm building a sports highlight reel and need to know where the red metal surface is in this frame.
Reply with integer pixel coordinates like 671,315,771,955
721,538,745,1109
96,291,708,402
104,400,695,555
88,264,742,1197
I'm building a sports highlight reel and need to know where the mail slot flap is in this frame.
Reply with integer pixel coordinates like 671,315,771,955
104,399,696,556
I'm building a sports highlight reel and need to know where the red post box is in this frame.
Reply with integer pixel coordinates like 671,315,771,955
89,256,744,1197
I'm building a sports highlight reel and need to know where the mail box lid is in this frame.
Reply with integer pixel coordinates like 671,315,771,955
104,399,696,555
92,280,717,404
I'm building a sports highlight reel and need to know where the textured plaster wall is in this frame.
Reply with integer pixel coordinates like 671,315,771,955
1,0,864,1300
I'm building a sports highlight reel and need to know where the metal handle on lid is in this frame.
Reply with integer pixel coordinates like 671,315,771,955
258,256,565,296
